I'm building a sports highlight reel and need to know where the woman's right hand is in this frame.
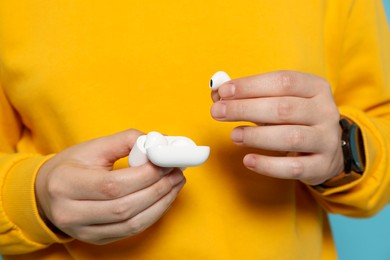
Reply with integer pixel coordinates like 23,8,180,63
35,129,186,245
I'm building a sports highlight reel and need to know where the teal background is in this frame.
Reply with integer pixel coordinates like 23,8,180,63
329,2,390,259
385,0,390,19
330,207,390,260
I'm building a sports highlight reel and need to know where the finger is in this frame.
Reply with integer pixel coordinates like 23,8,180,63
211,96,318,124
211,90,221,102
69,129,144,168
56,163,171,200
71,179,186,244
218,71,329,100
243,153,326,184
231,125,325,153
66,170,185,225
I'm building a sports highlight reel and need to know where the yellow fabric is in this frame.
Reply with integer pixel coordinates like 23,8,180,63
0,0,389,259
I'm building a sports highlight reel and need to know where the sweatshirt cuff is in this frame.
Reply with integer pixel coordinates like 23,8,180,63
309,106,387,214
2,154,72,245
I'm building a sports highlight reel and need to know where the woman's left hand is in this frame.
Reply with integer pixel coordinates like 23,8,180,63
210,70,344,185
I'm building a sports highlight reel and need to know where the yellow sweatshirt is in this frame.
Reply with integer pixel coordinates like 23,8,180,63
0,0,389,259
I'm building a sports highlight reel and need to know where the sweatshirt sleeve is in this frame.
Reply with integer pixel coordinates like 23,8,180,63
0,83,71,255
311,0,390,217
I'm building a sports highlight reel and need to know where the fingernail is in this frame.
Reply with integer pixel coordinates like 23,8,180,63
219,84,235,99
211,102,226,119
169,172,184,185
231,128,243,144
243,155,256,169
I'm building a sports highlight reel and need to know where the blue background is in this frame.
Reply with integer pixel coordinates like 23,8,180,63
330,207,390,260
385,0,390,19
329,2,390,259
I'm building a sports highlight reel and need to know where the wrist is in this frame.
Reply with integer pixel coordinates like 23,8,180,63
313,117,366,193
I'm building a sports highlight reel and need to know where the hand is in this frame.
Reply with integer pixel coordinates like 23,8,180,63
210,71,344,185
35,129,186,245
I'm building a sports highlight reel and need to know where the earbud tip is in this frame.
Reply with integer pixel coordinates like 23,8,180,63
144,131,167,149
209,71,231,91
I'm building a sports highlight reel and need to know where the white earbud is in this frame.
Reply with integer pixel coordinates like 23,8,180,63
128,131,169,167
209,71,231,91
166,136,196,147
128,135,149,167
128,131,210,168
144,131,168,148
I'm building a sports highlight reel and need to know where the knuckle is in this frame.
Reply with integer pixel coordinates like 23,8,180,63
286,128,305,150
51,211,73,229
46,179,63,199
277,99,294,120
125,128,144,142
112,202,132,219
126,128,141,135
276,71,295,92
46,165,70,198
99,176,123,199
127,218,148,236
289,160,304,179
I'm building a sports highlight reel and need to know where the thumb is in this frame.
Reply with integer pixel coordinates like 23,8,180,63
68,129,144,168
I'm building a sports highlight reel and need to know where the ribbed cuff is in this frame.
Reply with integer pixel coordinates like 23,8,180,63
2,154,72,245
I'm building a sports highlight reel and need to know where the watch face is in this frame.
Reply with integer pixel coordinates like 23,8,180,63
349,124,365,173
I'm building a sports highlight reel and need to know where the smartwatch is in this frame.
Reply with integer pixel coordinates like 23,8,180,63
313,117,366,192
